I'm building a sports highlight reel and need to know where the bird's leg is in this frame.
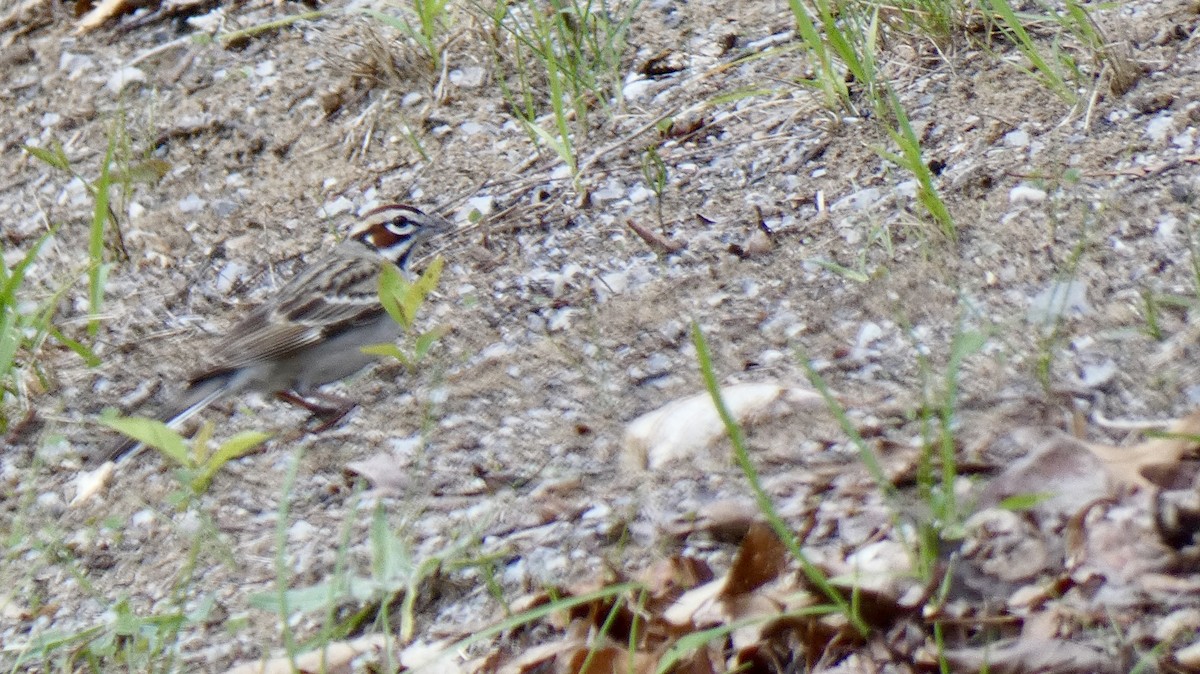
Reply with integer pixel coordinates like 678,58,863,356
275,390,357,432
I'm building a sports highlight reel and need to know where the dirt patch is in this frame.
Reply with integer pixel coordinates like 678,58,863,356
4,0,1200,669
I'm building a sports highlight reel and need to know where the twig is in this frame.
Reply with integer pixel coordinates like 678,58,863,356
218,10,330,47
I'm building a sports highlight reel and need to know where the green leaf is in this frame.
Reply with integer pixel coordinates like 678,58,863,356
413,326,446,360
87,135,115,337
998,492,1054,511
192,430,271,491
100,416,189,465
414,255,444,295
249,582,337,613
361,342,409,365
378,263,413,328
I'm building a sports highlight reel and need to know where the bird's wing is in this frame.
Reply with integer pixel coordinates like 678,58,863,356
200,249,385,372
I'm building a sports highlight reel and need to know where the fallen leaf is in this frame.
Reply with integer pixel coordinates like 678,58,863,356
1085,410,1200,488
977,427,1112,518
719,522,787,600
344,448,413,494
622,383,825,470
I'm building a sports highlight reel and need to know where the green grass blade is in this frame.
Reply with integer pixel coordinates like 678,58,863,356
87,134,115,337
690,322,865,635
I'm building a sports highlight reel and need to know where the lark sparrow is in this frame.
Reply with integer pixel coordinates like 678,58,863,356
99,203,450,464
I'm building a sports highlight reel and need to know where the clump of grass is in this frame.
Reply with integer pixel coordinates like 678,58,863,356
364,0,453,74
8,594,224,672
482,0,639,176
7,117,166,432
250,502,466,648
0,226,106,435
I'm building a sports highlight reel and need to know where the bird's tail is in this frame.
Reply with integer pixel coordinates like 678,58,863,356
97,372,235,465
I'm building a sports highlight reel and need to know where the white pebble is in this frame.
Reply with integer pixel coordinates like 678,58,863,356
1145,114,1174,143
319,196,354,217
178,193,205,213
106,66,146,95
1003,129,1030,148
1009,184,1046,204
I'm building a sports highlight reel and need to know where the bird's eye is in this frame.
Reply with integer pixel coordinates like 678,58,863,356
384,218,418,236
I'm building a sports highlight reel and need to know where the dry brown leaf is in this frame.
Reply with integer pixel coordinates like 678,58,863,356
758,613,850,668
719,522,787,600
663,577,726,627
222,635,388,674
397,640,463,674
725,593,786,650
497,637,580,674
1085,410,1200,488
977,428,1112,517
638,556,713,600
344,449,413,494
666,499,759,542
670,641,722,674
566,644,656,674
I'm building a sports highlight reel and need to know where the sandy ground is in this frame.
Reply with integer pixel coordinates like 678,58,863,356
4,0,1200,669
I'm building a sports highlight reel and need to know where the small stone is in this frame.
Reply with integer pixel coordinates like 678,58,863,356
464,195,494,217
1003,129,1030,148
449,66,485,88
36,492,65,516
215,261,246,294
1009,184,1047,204
1028,279,1090,324
289,520,315,541
319,196,354,217
1078,359,1117,388
856,322,884,350
831,187,883,212
548,308,575,332
212,200,238,218
131,509,156,527
186,8,225,32
1177,640,1200,668
590,182,625,206
107,66,146,95
1145,114,1174,143
178,194,205,213
622,76,654,101
59,52,94,78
